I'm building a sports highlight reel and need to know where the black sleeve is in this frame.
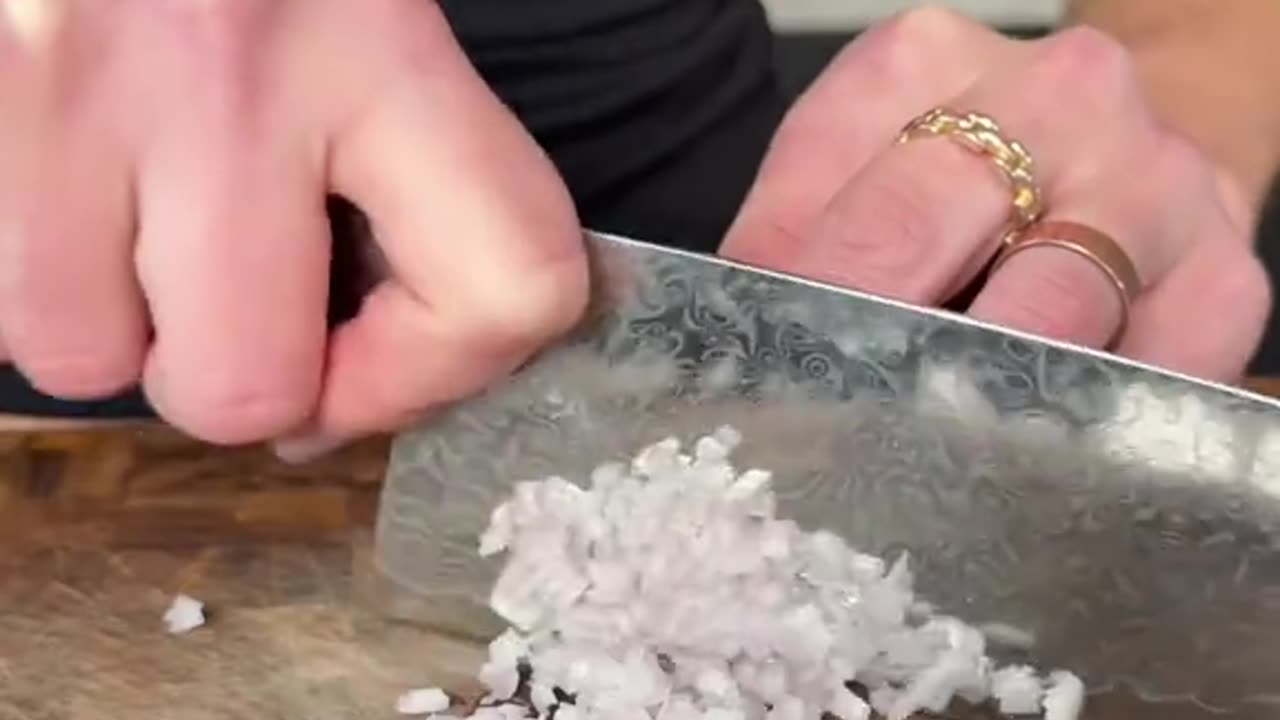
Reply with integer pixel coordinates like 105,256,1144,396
440,0,786,252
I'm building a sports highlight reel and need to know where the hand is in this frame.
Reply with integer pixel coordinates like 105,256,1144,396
723,8,1270,382
0,0,587,453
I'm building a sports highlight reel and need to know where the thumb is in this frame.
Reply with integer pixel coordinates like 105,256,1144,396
277,1,586,459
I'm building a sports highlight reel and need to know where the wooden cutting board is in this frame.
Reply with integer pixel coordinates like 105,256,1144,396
0,426,493,720
5,378,1280,720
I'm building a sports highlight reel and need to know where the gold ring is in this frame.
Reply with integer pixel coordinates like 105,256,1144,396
897,108,1043,246
991,220,1141,346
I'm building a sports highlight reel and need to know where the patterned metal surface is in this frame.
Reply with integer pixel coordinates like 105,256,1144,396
378,231,1280,717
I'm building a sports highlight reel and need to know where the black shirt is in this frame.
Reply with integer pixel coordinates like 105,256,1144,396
439,0,778,205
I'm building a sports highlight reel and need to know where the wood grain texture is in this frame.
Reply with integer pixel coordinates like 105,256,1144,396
0,426,387,548
0,426,488,720
0,540,488,720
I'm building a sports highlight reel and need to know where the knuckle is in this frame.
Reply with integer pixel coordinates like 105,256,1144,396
1214,250,1272,319
157,374,316,445
884,5,974,47
1153,128,1207,172
1152,127,1223,192
14,348,140,399
1031,27,1136,104
1128,129,1216,218
1149,130,1209,188
1164,250,1271,381
850,5,979,82
456,254,590,353
1,302,144,399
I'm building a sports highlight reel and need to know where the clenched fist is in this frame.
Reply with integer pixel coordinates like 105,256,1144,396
0,0,587,455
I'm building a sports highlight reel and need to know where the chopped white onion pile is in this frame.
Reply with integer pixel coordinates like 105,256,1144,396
163,593,205,635
418,429,1083,720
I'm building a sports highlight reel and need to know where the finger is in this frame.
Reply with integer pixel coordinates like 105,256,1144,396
967,38,1224,346
789,28,1173,310
722,7,1002,266
132,17,329,444
290,3,585,449
0,10,146,399
0,140,146,399
968,133,1206,347
1118,240,1270,382
773,41,1086,304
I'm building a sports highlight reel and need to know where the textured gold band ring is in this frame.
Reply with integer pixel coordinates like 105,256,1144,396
992,220,1142,347
897,108,1044,245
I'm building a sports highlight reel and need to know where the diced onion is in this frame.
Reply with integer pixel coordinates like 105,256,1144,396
409,430,1083,720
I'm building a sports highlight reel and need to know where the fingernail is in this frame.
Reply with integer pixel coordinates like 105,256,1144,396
273,433,348,464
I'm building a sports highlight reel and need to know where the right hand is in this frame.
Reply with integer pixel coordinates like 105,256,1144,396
0,0,587,456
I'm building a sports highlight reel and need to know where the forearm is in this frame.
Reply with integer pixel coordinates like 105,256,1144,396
1068,0,1280,216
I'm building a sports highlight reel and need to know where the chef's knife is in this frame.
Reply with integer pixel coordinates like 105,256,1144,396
367,228,1280,709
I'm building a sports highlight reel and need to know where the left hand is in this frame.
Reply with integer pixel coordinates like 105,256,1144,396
722,7,1271,382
